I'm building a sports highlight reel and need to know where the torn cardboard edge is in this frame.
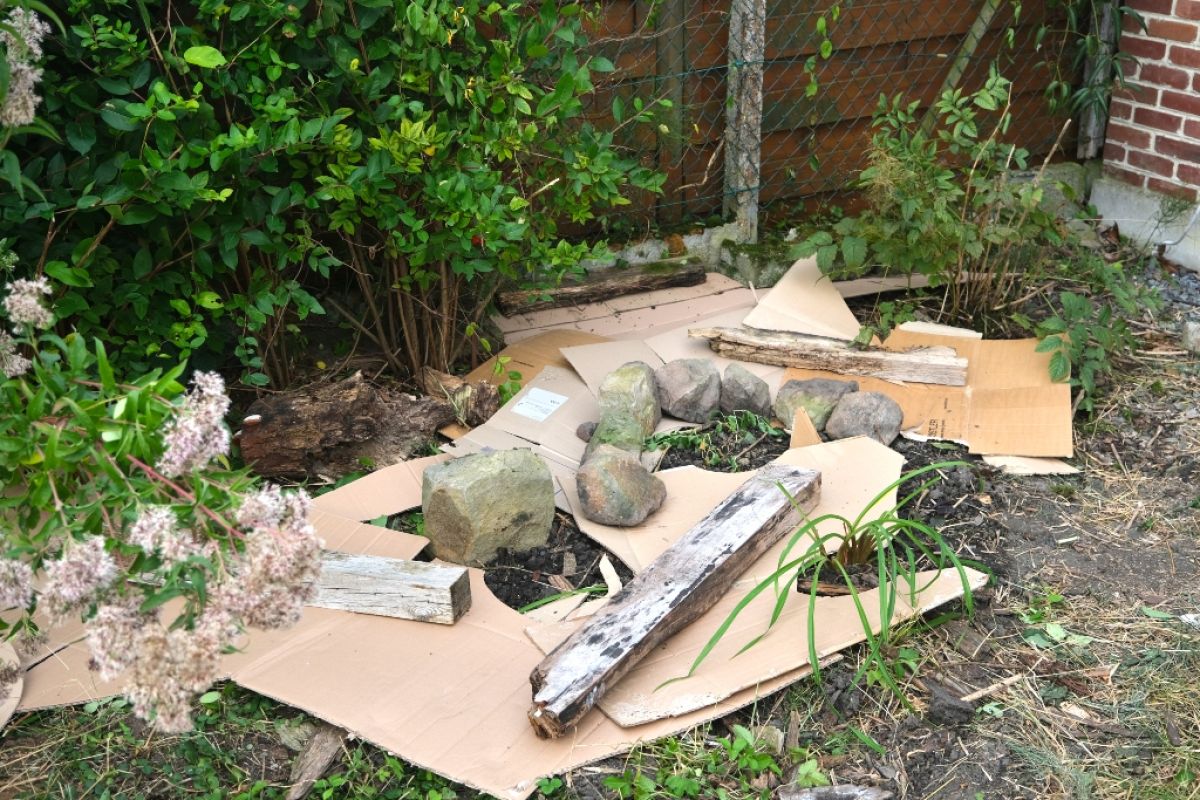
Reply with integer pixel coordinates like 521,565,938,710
740,257,863,341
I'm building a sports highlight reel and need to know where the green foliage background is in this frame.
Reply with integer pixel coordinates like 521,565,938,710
3,0,662,385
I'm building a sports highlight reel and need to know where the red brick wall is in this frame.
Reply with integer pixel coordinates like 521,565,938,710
1105,0,1200,200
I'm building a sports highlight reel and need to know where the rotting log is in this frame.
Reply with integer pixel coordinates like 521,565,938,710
310,552,472,624
238,372,456,479
418,367,500,428
496,258,705,315
528,464,821,738
689,326,968,386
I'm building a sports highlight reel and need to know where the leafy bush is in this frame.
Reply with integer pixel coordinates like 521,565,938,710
3,0,663,385
792,68,1063,321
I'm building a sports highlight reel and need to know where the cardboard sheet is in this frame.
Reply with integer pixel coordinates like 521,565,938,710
740,257,863,341
466,329,610,385
782,331,1073,457
312,455,449,521
982,455,1080,475
789,409,822,447
560,340,665,396
493,273,756,343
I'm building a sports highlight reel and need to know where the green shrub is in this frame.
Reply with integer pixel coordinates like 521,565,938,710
792,68,1062,321
3,0,663,385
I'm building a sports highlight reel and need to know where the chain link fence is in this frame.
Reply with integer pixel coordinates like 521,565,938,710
587,0,1080,236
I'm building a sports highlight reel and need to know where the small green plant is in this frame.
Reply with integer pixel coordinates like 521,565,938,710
1031,255,1160,414
679,462,976,699
791,757,831,789
646,411,783,471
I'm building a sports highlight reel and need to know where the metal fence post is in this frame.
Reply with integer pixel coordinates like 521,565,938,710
723,0,765,244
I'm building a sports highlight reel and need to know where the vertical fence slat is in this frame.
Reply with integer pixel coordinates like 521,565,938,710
652,0,687,224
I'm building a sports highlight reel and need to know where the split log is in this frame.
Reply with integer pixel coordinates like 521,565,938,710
497,257,706,315
238,372,456,479
418,367,500,427
310,552,471,624
528,463,821,738
689,326,968,386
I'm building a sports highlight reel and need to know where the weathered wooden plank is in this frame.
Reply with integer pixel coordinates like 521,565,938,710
528,464,821,738
310,552,472,625
496,258,705,315
689,326,968,386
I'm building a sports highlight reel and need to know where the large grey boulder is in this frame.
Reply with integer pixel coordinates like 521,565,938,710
598,362,660,437
655,358,721,423
576,445,667,527
720,363,771,417
421,449,554,564
773,378,859,432
1182,317,1200,354
825,391,904,445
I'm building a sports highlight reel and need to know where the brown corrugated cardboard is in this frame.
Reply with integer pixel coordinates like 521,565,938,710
740,257,863,340
782,330,1073,457
789,409,822,448
560,340,665,395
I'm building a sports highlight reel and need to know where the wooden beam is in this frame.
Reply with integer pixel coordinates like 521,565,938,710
689,326,968,386
310,552,472,625
496,258,705,316
528,464,821,738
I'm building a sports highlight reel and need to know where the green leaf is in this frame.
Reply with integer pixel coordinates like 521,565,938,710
183,45,227,68
45,261,93,288
841,236,868,270
1141,606,1175,620
198,691,221,705
1048,351,1070,383
65,123,96,155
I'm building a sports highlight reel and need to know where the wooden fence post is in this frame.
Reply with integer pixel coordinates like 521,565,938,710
646,0,687,225
723,0,765,243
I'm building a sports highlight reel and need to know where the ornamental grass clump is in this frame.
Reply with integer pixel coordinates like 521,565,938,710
0,270,321,731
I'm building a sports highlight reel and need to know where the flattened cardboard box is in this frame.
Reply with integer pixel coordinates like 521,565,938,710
13,438,980,800
783,330,1073,457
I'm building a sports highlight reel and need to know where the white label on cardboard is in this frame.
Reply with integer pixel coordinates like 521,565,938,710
511,387,568,421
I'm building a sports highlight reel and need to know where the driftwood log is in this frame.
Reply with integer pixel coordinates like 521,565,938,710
689,326,968,386
238,372,455,479
310,552,471,624
497,257,706,315
528,464,821,738
418,367,500,428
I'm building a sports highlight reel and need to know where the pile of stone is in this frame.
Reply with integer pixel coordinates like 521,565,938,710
416,358,906,562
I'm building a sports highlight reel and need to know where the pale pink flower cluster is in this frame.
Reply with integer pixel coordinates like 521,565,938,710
82,483,321,731
39,537,118,622
0,330,31,377
128,506,214,566
156,371,232,478
3,276,52,329
222,487,322,629
0,557,33,609
0,9,50,128
86,600,237,732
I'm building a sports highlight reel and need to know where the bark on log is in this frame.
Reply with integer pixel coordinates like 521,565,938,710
418,367,500,427
239,372,456,479
689,326,968,386
496,258,706,315
310,552,471,624
528,464,821,738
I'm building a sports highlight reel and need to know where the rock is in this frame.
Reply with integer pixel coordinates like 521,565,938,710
584,410,648,461
422,449,554,564
576,445,667,527
824,392,903,445
773,378,858,432
749,723,785,755
923,677,976,726
1182,317,1200,354
576,421,597,442
276,717,316,752
777,786,893,800
598,362,660,437
720,363,771,417
655,358,721,423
